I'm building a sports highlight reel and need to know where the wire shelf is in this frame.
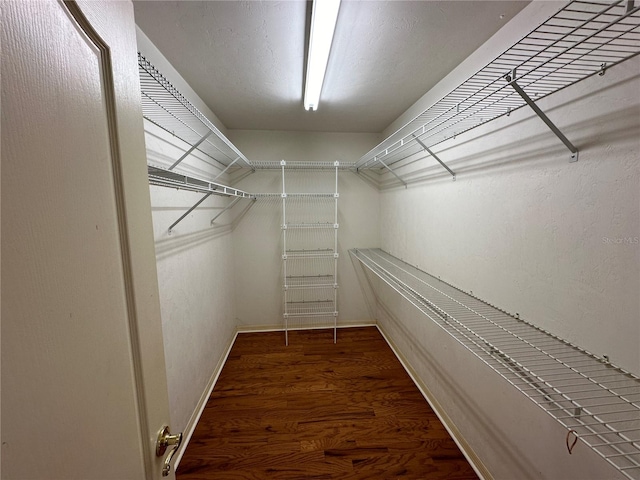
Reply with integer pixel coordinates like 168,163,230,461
356,0,640,169
286,193,338,198
284,248,336,258
148,165,252,198
285,275,337,288
284,300,337,317
253,193,338,199
283,228,337,255
253,161,355,170
283,256,335,277
138,54,252,170
283,222,338,230
281,162,339,344
351,248,640,479
283,197,336,225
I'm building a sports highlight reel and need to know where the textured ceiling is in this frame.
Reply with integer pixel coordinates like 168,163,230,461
133,0,530,133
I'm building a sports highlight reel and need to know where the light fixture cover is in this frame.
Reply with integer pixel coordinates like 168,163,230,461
304,0,341,111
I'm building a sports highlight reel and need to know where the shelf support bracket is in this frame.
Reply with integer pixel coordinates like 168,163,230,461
168,193,212,234
506,69,578,163
169,130,213,170
210,196,242,225
212,157,240,182
377,157,407,188
412,135,456,180
627,0,635,13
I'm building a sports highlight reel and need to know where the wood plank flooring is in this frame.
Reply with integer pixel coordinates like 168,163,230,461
177,327,478,479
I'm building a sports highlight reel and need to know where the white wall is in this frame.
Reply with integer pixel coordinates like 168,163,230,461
374,288,629,480
148,180,237,434
378,30,640,379
367,1,639,478
137,32,239,438
136,2,638,477
228,130,381,329
375,66,640,478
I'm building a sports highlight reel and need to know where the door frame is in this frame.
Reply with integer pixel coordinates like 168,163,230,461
69,1,174,477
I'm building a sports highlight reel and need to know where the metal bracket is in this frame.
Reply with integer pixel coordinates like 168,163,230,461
168,193,212,234
169,130,213,170
598,63,607,76
212,157,240,182
210,196,242,225
505,69,578,163
377,157,407,188
412,135,456,180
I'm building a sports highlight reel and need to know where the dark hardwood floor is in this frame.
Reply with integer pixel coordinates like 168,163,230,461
177,327,478,479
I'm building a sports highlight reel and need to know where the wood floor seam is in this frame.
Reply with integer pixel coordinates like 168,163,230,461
178,327,478,479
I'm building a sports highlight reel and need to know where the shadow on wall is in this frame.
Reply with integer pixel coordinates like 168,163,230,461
234,195,282,224
154,223,233,260
380,104,638,190
373,294,543,479
144,128,226,180
440,72,640,157
230,197,258,230
151,194,257,260
348,251,380,320
374,75,639,190
445,107,640,168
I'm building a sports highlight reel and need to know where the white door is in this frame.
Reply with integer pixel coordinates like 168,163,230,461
1,1,175,478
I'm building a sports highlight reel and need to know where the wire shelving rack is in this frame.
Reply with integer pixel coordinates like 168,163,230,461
253,161,355,170
148,164,253,234
282,161,340,345
148,165,252,198
356,0,640,180
139,55,256,233
138,53,252,171
351,247,640,479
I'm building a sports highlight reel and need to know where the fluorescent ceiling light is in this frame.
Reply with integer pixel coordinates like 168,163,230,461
303,0,341,111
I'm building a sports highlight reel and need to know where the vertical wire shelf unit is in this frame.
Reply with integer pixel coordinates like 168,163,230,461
355,0,640,181
351,248,640,479
138,53,255,233
281,161,339,345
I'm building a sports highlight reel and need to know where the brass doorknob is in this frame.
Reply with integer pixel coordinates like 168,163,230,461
156,425,183,476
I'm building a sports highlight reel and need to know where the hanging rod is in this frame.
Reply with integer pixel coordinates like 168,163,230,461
167,193,211,234
138,53,253,170
148,165,252,198
351,248,640,479
356,0,640,172
210,196,244,225
148,165,253,234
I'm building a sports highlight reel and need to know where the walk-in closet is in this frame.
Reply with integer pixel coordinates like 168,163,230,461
2,1,639,479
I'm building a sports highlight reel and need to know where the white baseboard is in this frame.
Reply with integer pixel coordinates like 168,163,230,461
175,320,378,468
236,319,376,334
174,320,488,479
173,329,238,470
375,323,492,480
